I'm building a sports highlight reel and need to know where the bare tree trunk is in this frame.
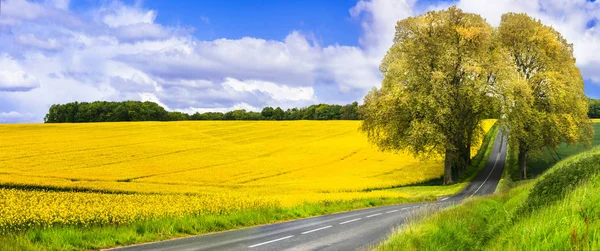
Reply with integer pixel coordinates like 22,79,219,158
518,148,528,180
465,141,471,166
458,143,471,177
444,148,455,185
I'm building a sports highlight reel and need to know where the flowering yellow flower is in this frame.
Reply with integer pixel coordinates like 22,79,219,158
0,120,495,231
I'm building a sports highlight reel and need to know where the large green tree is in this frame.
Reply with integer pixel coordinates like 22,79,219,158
361,7,500,184
498,13,593,179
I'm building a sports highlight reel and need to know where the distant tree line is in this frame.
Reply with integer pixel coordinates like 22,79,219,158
43,101,361,123
589,98,600,118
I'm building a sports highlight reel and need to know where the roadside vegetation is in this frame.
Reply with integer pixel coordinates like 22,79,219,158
0,196,419,251
375,126,600,251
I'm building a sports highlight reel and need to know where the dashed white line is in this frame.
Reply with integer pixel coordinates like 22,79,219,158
401,208,409,211
366,213,382,218
339,218,362,224
440,197,449,201
248,235,294,248
385,210,398,213
301,225,332,234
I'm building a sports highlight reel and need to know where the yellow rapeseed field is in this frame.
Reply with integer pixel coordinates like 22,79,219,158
0,120,495,232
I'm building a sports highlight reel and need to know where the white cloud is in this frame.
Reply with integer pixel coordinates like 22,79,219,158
1,0,599,123
46,0,69,10
222,78,315,101
1,0,49,20
452,0,600,85
0,55,40,92
0,71,39,91
350,0,415,59
102,4,156,28
16,34,62,50
179,102,260,114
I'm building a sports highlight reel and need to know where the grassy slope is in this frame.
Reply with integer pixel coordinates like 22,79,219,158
0,122,500,251
516,122,600,179
375,144,600,251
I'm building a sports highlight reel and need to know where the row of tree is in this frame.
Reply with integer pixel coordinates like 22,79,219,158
43,101,361,123
361,7,592,184
589,98,600,118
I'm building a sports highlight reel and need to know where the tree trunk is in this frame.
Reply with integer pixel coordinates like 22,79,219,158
465,141,471,166
458,143,471,177
444,148,455,185
518,148,528,180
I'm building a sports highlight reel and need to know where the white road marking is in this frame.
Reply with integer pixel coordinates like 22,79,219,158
470,151,502,198
366,213,382,218
412,206,419,209
385,210,398,213
248,235,294,248
440,197,449,201
301,225,332,235
401,208,409,211
339,218,362,224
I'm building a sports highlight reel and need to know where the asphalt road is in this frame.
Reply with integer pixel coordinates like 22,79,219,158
112,131,507,251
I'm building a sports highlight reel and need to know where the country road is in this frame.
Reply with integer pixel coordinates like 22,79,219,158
112,131,507,251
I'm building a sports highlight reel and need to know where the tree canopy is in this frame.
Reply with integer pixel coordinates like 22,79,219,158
497,13,593,179
361,7,500,184
589,98,600,118
361,7,593,184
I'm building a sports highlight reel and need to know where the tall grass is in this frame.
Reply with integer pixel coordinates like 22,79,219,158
375,145,600,251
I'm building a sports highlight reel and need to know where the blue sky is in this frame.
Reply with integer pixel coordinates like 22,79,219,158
0,0,599,123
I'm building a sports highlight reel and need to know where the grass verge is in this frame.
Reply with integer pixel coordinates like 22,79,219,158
0,196,430,250
375,145,600,251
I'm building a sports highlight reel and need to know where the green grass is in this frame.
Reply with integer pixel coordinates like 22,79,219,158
375,144,600,251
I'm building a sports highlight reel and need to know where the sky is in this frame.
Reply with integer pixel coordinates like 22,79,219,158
0,0,599,123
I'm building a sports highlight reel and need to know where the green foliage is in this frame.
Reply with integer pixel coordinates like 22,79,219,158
361,6,500,184
497,13,593,180
589,98,600,118
44,101,362,123
44,101,171,123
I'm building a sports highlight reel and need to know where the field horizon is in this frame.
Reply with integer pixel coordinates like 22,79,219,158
0,120,495,198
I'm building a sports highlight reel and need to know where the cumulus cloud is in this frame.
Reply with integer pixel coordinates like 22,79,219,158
350,0,415,59
450,0,600,87
222,78,315,101
15,34,62,50
101,4,156,28
1,0,599,123
0,55,40,92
